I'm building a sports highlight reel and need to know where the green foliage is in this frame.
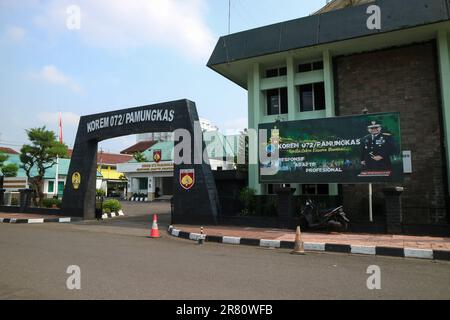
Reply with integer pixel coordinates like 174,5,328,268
0,151,7,167
11,198,18,206
20,126,68,206
1,163,18,177
133,151,147,162
42,198,61,208
239,187,256,216
104,208,112,214
102,199,122,212
96,189,106,197
0,151,17,177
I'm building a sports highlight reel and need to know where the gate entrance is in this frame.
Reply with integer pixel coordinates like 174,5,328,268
62,99,220,224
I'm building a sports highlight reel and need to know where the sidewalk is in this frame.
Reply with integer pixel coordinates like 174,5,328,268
0,212,81,224
170,224,450,261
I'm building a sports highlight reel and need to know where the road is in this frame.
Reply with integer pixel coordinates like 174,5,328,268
0,201,449,300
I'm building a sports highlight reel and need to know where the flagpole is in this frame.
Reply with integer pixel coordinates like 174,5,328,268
55,112,62,198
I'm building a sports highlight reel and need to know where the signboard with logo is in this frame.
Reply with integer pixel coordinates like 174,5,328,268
259,112,403,184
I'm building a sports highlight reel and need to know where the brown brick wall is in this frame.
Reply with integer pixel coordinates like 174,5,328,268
335,41,447,224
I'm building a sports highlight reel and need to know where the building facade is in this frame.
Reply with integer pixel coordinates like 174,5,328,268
207,0,450,224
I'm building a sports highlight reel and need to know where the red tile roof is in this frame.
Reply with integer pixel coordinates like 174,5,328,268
0,147,19,154
120,141,158,154
66,149,132,164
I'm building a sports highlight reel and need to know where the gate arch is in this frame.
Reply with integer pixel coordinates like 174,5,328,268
62,99,220,224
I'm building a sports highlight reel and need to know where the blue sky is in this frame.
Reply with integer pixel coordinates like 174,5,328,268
0,0,326,153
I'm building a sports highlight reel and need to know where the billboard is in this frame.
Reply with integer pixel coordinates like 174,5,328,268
259,112,403,184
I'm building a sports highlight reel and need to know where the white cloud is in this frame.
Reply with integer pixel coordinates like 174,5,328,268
34,0,216,63
4,25,26,42
32,65,82,93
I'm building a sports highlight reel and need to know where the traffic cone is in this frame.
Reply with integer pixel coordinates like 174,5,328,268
291,226,305,255
149,214,161,238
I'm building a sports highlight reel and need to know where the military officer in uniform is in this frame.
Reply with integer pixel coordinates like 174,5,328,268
361,121,396,172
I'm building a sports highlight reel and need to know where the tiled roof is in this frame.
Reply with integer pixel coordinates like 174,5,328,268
0,147,19,155
120,141,158,154
66,149,132,164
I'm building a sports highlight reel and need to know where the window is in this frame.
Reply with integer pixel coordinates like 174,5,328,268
268,184,291,195
266,67,287,78
266,87,288,115
302,184,329,195
298,61,323,73
139,178,148,190
48,181,54,193
299,82,325,112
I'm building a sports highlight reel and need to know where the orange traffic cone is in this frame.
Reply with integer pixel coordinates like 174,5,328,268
291,226,305,255
149,214,161,238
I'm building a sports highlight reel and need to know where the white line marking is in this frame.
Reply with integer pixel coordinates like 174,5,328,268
222,236,241,245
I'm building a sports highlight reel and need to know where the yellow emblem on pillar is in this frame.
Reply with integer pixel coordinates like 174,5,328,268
72,172,81,190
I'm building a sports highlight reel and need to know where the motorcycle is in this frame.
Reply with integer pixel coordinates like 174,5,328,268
299,199,350,232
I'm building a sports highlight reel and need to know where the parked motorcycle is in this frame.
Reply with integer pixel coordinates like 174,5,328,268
299,199,350,232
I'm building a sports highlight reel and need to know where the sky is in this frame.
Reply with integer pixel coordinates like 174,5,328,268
0,0,327,153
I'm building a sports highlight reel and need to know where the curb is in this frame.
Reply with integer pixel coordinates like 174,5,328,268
100,210,125,220
167,226,450,262
0,217,82,224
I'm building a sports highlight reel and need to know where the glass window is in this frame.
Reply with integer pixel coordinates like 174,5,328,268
266,67,287,78
298,61,323,73
314,82,326,110
48,181,54,193
302,184,329,195
299,82,325,112
139,178,148,190
266,88,288,116
299,84,313,112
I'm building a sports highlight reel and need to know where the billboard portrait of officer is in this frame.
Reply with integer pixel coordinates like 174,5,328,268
361,120,397,173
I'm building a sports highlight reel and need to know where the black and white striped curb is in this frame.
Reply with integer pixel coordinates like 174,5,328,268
0,217,82,224
167,226,450,262
100,210,125,219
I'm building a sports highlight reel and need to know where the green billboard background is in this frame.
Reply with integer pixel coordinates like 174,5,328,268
259,112,403,184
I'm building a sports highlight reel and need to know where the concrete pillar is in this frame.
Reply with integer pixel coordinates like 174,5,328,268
148,176,155,201
248,63,263,195
323,50,339,196
437,29,450,219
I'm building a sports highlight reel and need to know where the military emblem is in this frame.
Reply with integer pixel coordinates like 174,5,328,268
179,169,195,190
153,150,162,163
72,172,81,190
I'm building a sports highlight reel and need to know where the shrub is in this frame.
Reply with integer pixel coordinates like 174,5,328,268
11,198,18,206
102,199,121,213
239,187,256,216
96,189,106,197
42,198,62,208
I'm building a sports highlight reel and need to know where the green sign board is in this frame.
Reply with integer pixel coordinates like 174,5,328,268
259,112,403,184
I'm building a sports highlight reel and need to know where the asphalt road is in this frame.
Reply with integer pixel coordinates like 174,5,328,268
0,202,449,300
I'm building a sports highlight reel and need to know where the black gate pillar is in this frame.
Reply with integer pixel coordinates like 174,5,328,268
19,188,33,213
0,188,5,206
383,186,404,234
276,186,296,229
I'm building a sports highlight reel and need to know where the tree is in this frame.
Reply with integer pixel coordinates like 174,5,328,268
1,163,19,177
0,151,18,178
20,127,68,207
133,151,147,162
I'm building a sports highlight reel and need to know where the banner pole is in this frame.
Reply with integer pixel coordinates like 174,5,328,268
369,183,373,222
